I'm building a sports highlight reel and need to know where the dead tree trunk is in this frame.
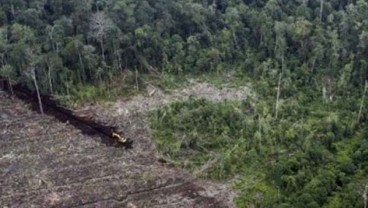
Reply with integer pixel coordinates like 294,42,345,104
320,0,324,22
363,184,368,208
100,39,105,61
357,81,367,123
275,55,285,119
7,76,14,96
31,66,44,115
135,67,139,91
47,63,53,94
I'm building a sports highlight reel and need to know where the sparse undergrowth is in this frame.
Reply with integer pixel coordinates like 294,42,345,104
57,71,146,107
56,72,184,108
149,95,368,207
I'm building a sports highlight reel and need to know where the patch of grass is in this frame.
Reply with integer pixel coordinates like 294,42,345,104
142,73,191,92
195,71,252,89
59,70,145,107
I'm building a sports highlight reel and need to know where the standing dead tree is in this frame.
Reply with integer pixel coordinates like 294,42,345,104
357,81,367,123
25,48,44,115
274,22,287,119
364,184,368,208
89,12,113,62
27,65,44,115
320,0,324,22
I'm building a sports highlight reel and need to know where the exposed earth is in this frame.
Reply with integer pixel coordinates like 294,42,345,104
0,81,252,207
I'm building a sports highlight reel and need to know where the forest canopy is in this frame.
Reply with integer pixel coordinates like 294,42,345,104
0,0,367,96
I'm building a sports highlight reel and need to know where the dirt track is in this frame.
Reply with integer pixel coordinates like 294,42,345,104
0,88,236,208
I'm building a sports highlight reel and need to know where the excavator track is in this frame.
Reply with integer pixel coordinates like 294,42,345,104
0,78,133,149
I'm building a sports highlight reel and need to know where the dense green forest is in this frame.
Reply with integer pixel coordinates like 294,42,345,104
1,0,367,96
1,0,367,207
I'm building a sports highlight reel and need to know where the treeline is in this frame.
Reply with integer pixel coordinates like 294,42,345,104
0,0,367,97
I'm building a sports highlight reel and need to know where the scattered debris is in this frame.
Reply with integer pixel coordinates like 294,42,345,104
0,88,235,207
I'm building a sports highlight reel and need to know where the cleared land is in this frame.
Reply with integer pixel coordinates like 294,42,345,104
0,89,235,208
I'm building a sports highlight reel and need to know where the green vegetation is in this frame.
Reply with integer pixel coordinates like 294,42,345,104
0,0,367,99
150,96,367,207
0,0,367,207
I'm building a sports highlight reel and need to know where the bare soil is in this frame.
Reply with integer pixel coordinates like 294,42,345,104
84,80,254,118
0,81,251,207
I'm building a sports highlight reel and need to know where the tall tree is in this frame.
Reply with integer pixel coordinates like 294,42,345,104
357,81,367,123
25,48,43,114
89,11,114,61
43,53,63,94
274,21,287,119
320,0,324,22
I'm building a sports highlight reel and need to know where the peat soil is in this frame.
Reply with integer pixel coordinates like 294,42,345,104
0,80,249,207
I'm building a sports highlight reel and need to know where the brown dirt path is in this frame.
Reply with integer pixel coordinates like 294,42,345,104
0,82,242,208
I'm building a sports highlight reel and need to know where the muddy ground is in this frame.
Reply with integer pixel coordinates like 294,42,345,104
0,81,251,207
